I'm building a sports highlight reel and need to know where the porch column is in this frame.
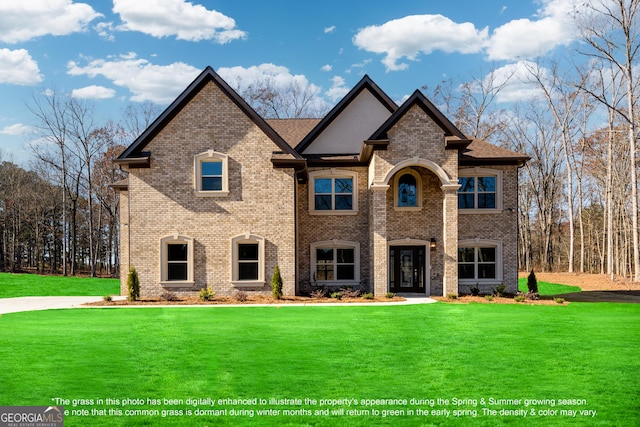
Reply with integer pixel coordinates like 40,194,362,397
441,185,459,296
370,185,389,296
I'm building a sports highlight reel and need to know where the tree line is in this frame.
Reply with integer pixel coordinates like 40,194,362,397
0,0,637,281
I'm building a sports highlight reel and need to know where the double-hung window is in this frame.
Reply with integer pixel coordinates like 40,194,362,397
194,150,229,196
458,168,502,211
231,234,265,286
309,170,358,215
311,241,360,285
160,235,194,285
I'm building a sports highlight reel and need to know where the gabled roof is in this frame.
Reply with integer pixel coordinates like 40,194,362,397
295,75,397,153
368,89,470,148
116,66,302,166
460,139,530,166
267,118,321,149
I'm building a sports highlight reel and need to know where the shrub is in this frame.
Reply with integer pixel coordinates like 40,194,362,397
199,286,215,301
527,270,539,294
493,283,506,297
126,267,140,302
103,295,112,302
514,294,526,303
484,294,494,302
160,291,179,301
525,292,539,300
271,265,283,300
385,292,396,299
446,293,458,300
469,285,480,296
340,287,361,298
310,288,326,299
554,297,566,304
330,291,342,300
234,291,248,302
361,292,374,300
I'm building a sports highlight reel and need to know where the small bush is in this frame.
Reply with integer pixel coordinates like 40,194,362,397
361,292,374,300
340,287,361,298
271,265,283,300
199,286,215,301
525,292,539,301
446,293,458,300
527,270,539,294
385,292,396,299
469,285,480,296
103,295,112,302
493,283,506,297
514,294,526,303
310,288,326,299
554,297,566,304
484,294,494,301
160,291,179,301
126,267,140,302
234,291,248,302
330,291,342,300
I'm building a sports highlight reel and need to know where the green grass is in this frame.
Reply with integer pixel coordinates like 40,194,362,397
0,303,638,426
0,273,120,298
517,278,582,295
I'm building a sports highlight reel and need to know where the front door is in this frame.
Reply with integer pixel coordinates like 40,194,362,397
389,246,426,293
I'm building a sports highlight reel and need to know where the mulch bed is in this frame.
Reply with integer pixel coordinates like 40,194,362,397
85,295,405,306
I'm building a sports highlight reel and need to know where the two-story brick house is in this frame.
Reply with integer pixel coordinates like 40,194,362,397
114,66,527,298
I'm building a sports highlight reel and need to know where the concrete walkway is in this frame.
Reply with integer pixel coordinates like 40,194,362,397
0,296,436,315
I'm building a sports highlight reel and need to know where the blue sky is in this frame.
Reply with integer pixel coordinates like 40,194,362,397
0,0,582,164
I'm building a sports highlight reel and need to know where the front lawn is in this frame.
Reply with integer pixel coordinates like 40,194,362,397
517,277,582,295
0,303,638,426
0,273,120,298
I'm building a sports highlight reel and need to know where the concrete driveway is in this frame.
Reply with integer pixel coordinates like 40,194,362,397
0,296,108,315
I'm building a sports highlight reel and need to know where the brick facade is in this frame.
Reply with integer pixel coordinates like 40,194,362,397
115,67,527,298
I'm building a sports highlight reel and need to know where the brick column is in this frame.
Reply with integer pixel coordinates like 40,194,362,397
370,185,389,296
441,185,459,296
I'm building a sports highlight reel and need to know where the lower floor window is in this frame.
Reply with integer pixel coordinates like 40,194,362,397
311,240,360,284
232,234,265,285
238,243,259,281
458,246,497,280
160,235,194,284
167,243,188,281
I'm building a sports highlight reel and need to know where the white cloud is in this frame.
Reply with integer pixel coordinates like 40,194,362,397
325,76,349,102
487,0,577,61
0,0,101,43
71,85,116,99
95,21,116,41
112,0,246,43
67,54,201,103
321,64,333,72
324,26,336,34
218,64,320,95
489,61,549,103
0,123,33,136
353,14,488,71
0,49,43,85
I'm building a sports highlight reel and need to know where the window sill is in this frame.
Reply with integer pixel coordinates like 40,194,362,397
309,210,359,216
160,281,195,287
232,280,265,288
194,190,230,197
393,206,422,212
459,208,503,214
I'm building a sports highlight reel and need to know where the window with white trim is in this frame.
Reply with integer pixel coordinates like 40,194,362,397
457,240,502,283
160,235,194,285
309,170,358,214
231,234,265,286
394,169,422,209
458,168,502,211
194,150,229,196
310,241,360,285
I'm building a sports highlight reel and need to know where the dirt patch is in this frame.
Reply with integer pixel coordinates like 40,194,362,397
86,295,405,306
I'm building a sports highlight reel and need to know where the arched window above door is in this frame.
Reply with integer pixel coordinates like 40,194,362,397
394,169,422,210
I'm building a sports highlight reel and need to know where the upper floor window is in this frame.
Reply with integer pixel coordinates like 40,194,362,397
458,168,502,211
194,150,229,196
309,169,358,215
394,169,422,210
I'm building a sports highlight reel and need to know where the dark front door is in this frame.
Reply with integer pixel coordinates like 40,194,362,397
390,246,426,293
